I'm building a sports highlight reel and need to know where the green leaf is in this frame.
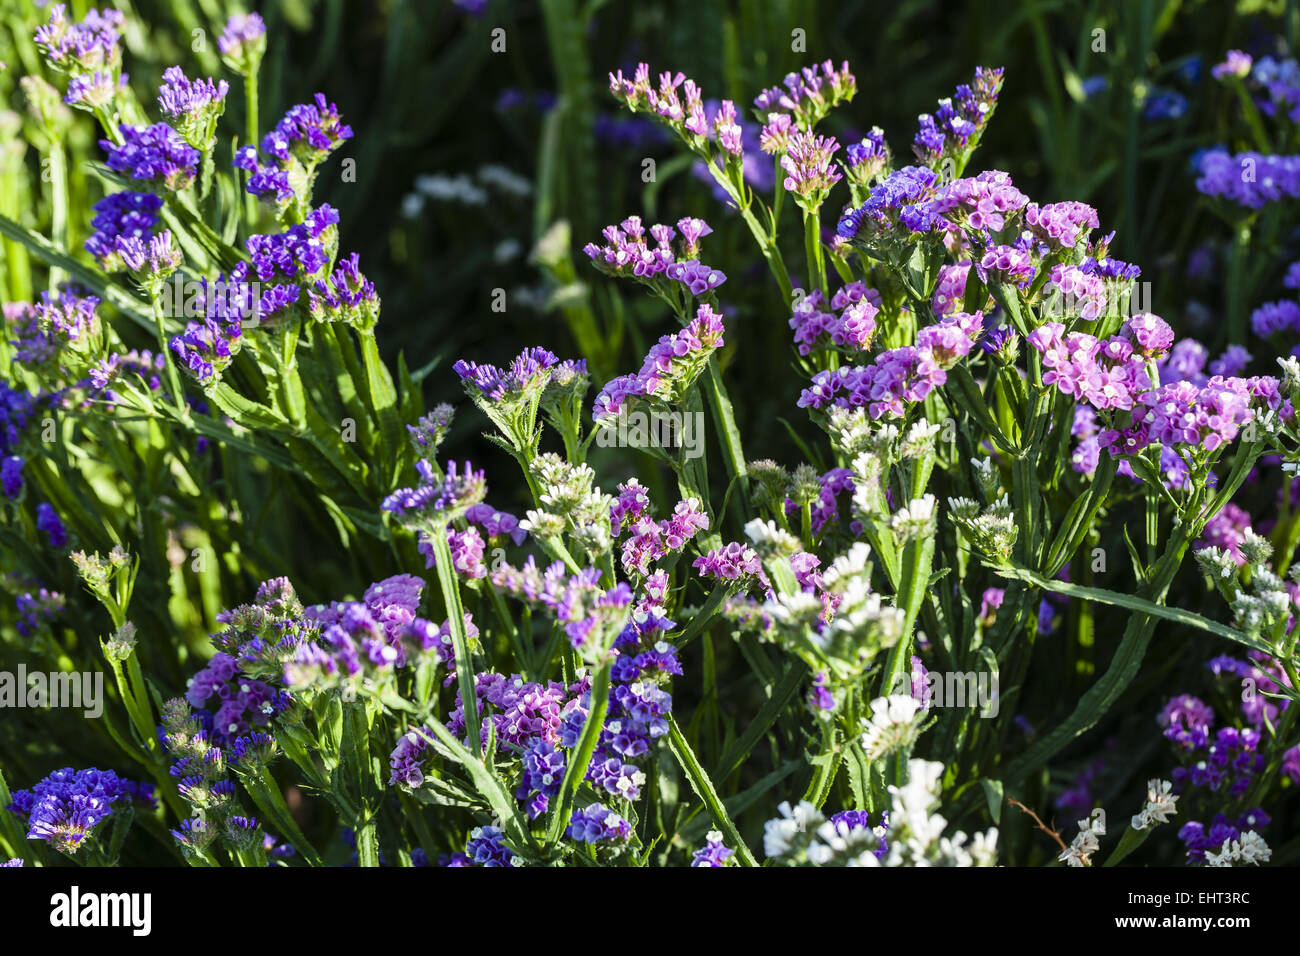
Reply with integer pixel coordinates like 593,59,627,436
994,566,1273,656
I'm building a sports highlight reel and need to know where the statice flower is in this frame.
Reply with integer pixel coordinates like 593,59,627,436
837,165,939,239
911,66,1005,167
1196,149,1300,208
101,123,201,192
1023,200,1100,250
789,286,882,355
84,192,163,271
694,542,771,594
930,170,1029,233
307,253,380,329
1131,778,1179,830
593,304,725,420
859,694,925,759
1205,830,1272,867
567,802,633,843
36,502,67,548
157,66,229,150
1251,300,1300,338
64,69,124,110
33,5,124,76
584,216,726,298
8,767,151,856
752,60,857,129
1212,50,1253,80
169,281,245,385
798,342,948,418
691,830,735,866
976,244,1034,285
218,13,267,75
843,127,891,185
1058,813,1106,867
464,825,515,865
780,130,842,205
116,229,182,285
383,459,487,529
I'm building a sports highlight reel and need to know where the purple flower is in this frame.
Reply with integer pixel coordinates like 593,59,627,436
84,191,163,270
36,503,67,548
34,5,124,75
2,456,23,498
567,802,633,843
218,13,266,71
101,123,201,192
691,831,735,866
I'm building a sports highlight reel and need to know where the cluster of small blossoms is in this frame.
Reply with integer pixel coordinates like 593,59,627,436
1023,200,1101,250
490,557,633,652
797,312,981,416
383,459,488,534
859,694,927,759
157,66,229,150
842,127,892,187
607,63,745,162
782,465,859,536
1131,778,1180,831
203,577,318,686
1058,813,1106,867
1209,650,1294,729
947,495,1018,562
7,767,154,856
101,123,201,193
788,283,881,356
567,606,679,805
837,165,940,239
167,276,246,384
185,651,284,744
307,253,380,329
218,13,267,76
84,192,163,271
757,542,905,682
912,66,1005,166
593,303,725,420
567,803,634,844
13,584,66,636
691,830,735,866
33,5,124,77
780,131,842,205
615,485,710,577
453,347,589,451
159,699,269,858
928,169,1029,234
694,541,771,595
583,217,725,298
235,94,353,208
754,60,856,132
288,574,456,690
1196,149,1300,209
522,454,614,558
1026,317,1165,412
1180,810,1272,866
1158,694,1264,797
763,801,888,866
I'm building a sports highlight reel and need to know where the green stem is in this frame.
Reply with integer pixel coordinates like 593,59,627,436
430,525,481,755
667,715,758,866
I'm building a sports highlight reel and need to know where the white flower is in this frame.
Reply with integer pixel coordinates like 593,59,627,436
1130,778,1178,831
744,518,801,557
1058,814,1105,867
763,800,823,858
1206,830,1271,867
860,694,925,759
